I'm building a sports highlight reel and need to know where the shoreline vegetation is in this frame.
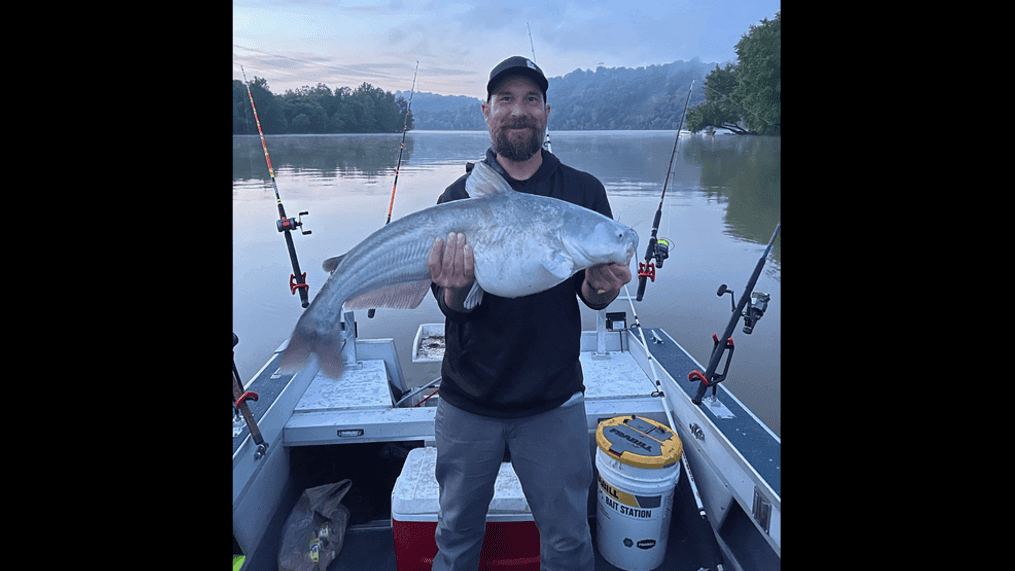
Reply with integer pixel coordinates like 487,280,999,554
234,12,779,137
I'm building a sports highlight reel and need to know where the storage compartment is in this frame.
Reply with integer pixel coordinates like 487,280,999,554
391,446,540,571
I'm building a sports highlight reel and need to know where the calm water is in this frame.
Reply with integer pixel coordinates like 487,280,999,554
232,131,781,436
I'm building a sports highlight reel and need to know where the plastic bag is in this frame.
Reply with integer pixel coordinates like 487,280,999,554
278,479,353,571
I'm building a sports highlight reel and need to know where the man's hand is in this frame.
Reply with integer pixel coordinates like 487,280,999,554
582,262,632,306
428,232,475,311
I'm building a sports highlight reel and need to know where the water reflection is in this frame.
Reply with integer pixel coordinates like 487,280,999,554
233,134,417,182
234,131,779,260
232,131,781,436
554,132,780,263
689,136,781,260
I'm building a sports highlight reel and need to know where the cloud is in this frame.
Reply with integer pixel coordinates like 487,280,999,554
233,0,779,96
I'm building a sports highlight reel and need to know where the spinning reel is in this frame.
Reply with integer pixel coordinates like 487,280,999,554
716,284,771,334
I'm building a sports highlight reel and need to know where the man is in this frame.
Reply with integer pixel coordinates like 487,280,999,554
426,56,631,571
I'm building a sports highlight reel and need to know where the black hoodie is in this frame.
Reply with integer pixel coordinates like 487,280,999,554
430,148,614,418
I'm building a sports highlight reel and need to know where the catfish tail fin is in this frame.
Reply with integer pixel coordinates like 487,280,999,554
278,315,347,379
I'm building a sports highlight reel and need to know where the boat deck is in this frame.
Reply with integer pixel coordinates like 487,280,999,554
234,323,780,571
239,446,739,571
333,464,730,571
642,328,781,499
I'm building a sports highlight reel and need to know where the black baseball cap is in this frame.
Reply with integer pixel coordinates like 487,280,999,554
486,56,548,100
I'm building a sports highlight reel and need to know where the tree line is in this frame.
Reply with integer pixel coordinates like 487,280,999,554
233,78,413,135
233,11,779,136
401,59,712,131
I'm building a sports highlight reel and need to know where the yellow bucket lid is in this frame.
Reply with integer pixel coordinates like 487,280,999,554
596,415,683,469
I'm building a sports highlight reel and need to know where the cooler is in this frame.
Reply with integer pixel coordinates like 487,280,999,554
391,446,540,571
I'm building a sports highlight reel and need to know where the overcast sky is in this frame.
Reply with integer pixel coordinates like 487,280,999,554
233,0,780,98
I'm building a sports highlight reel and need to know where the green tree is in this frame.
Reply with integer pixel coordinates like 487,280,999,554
236,76,287,134
397,96,414,131
352,83,407,133
233,76,414,134
329,86,350,132
734,11,780,135
290,114,311,133
309,83,338,118
233,80,251,134
283,84,338,134
346,84,376,132
686,12,780,135
282,90,329,134
686,64,751,134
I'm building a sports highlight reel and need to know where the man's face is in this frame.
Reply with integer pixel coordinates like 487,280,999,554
482,75,550,162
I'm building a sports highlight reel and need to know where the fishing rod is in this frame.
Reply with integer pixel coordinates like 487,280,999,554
526,22,538,63
369,61,420,319
241,66,312,308
689,222,780,405
635,82,694,302
620,289,726,571
385,61,419,225
527,22,552,152
233,333,268,460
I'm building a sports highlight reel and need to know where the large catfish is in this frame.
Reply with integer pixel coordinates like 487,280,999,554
279,160,639,378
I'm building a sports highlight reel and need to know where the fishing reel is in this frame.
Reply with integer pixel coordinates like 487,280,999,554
690,222,780,406
717,285,771,334
743,292,771,334
277,211,312,236
636,237,672,301
654,238,671,268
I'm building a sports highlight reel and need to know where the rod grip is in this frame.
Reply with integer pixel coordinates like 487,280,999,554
282,230,310,308
691,381,708,405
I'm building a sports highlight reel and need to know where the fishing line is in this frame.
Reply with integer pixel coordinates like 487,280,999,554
369,61,420,319
635,81,694,302
526,22,538,63
620,287,727,571
526,22,552,153
385,61,419,225
240,65,313,309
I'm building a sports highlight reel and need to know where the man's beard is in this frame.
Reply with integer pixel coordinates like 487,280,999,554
491,118,545,162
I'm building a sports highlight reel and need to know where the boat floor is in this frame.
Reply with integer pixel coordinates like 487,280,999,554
236,326,779,571
240,449,762,571
329,468,726,571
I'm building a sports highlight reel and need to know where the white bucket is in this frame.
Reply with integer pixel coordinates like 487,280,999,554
595,415,683,571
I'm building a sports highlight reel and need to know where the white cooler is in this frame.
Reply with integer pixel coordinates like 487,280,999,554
390,446,540,571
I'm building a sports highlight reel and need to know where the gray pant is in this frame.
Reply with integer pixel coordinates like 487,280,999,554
432,397,595,571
